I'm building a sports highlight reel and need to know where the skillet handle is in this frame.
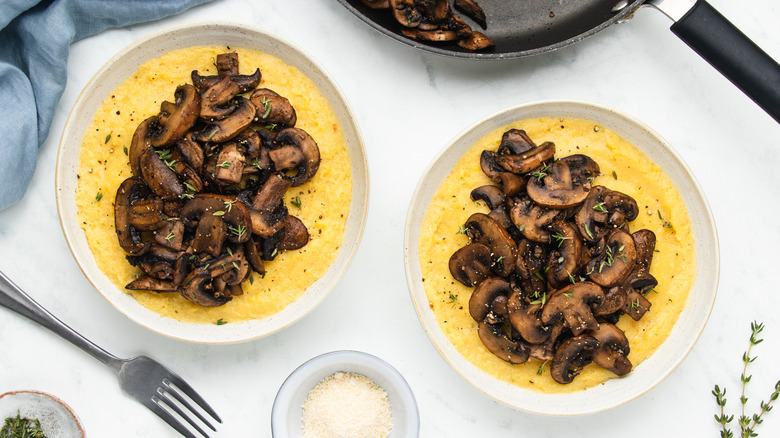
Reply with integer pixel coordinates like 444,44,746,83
669,0,780,123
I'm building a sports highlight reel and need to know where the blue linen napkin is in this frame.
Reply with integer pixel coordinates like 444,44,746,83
0,0,214,210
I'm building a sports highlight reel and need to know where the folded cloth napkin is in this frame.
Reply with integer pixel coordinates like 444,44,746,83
0,0,214,210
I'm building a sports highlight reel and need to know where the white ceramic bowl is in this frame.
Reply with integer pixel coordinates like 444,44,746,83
403,100,719,415
272,351,419,438
0,391,84,438
55,22,368,344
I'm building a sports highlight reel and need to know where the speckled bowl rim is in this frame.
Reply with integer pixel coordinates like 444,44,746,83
403,100,720,415
55,21,369,344
0,390,84,437
271,350,420,438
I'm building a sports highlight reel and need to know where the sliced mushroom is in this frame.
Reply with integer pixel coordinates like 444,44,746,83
360,0,390,8
468,277,511,322
180,270,231,307
477,321,529,365
622,270,656,321
465,213,517,277
540,281,604,336
125,276,177,292
509,196,562,243
603,190,638,228
194,97,255,143
189,213,227,257
526,159,590,209
457,31,494,51
560,154,600,185
176,132,205,172
495,141,555,175
632,229,657,270
550,335,599,384
546,221,583,288
115,177,155,256
278,215,310,251
273,128,320,186
507,289,549,344
248,173,292,237
216,52,239,76
139,147,184,200
389,0,423,28
454,0,487,29
586,229,637,287
497,172,526,197
574,185,609,243
470,185,505,210
251,88,297,128
214,142,246,184
589,323,632,376
592,286,628,317
129,117,156,178
180,194,252,244
149,84,200,147
199,76,241,119
244,238,266,276
480,150,504,181
448,242,493,287
401,28,458,42
154,220,185,251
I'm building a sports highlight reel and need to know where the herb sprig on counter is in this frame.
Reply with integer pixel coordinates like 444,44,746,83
0,413,46,438
713,321,780,437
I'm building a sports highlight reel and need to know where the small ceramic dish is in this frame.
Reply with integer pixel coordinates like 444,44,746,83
403,100,719,415
0,391,83,438
272,350,419,437
55,22,368,344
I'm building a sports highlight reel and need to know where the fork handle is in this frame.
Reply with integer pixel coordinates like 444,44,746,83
0,270,124,370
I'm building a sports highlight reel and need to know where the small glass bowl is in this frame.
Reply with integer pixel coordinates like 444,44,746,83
272,350,419,437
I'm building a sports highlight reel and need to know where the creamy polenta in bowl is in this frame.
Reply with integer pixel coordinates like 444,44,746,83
403,101,718,414
56,23,368,344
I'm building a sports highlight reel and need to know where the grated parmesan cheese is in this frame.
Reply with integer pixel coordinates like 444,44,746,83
301,372,393,438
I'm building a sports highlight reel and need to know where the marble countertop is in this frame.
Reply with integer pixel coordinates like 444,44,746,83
1,0,779,436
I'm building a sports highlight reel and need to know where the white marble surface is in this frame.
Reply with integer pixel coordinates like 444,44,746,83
1,0,779,436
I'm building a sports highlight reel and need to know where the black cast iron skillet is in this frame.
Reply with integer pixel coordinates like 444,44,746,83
336,0,780,123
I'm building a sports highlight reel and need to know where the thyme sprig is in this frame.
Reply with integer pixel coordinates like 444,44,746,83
713,321,780,438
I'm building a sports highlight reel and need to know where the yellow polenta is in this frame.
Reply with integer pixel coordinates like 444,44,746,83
418,117,695,393
75,46,352,324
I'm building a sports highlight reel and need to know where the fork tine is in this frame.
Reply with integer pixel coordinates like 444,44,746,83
164,374,222,423
148,397,204,438
155,390,211,438
162,380,216,431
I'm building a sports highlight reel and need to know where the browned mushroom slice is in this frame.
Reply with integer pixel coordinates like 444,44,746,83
176,132,205,172
115,177,156,256
390,0,423,28
457,31,494,51
125,197,166,231
497,172,526,197
632,229,657,270
244,238,266,276
507,289,550,344
465,212,517,277
603,190,638,228
214,142,247,184
139,147,184,200
278,215,310,251
550,335,599,384
251,88,297,128
586,229,637,287
477,321,530,365
546,221,583,289
527,320,566,361
189,213,227,257
195,97,255,143
180,194,252,244
540,281,604,336
216,52,239,76
589,323,632,376
527,159,590,209
560,154,600,185
234,128,262,159
400,28,458,42
468,277,511,322
269,144,304,171
454,0,486,29
125,276,177,292
191,68,262,92
154,220,185,251
574,185,609,243
149,84,201,148
180,270,231,307
495,141,555,175
129,117,156,178
622,270,657,320
592,285,628,317
274,128,321,187
470,185,505,210
248,173,292,237
200,76,241,119
514,239,548,297
498,129,536,155
416,0,451,22
449,242,493,287
510,196,562,243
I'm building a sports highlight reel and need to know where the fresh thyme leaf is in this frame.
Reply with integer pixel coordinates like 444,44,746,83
215,318,227,325
456,225,467,235
448,293,459,307
291,196,302,209
105,132,112,144
123,146,128,156
593,202,608,213
95,191,103,202
217,160,230,168
1,413,46,438
213,210,226,217
261,96,272,119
